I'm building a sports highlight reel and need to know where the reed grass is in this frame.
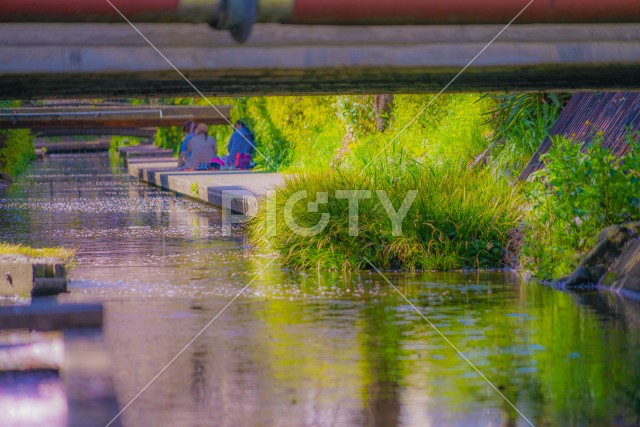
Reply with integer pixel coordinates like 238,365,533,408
249,160,524,271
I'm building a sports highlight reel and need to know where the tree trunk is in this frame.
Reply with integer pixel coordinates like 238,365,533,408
374,94,394,132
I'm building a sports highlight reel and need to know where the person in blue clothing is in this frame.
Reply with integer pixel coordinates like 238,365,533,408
225,121,255,168
178,121,195,168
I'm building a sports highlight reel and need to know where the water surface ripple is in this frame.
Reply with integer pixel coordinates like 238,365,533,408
1,153,639,427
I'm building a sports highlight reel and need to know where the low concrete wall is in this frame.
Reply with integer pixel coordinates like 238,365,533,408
0,255,67,298
117,145,174,158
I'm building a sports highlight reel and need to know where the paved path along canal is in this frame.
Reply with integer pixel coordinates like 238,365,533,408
127,158,284,214
2,152,640,427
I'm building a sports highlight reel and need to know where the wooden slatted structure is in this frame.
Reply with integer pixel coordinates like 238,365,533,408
519,92,640,180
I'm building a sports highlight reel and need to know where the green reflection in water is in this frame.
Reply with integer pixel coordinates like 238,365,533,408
251,270,640,426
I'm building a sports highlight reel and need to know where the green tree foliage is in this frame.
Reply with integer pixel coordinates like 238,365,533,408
230,96,347,171
154,126,183,153
0,101,35,177
242,94,537,271
229,94,492,173
0,129,35,177
523,133,640,279
484,93,569,177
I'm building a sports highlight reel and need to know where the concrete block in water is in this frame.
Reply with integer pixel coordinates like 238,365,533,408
564,222,639,288
0,255,68,298
0,303,103,331
33,278,68,297
0,257,34,298
599,238,640,298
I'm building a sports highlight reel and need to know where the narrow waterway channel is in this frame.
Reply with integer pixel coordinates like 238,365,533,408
1,153,640,427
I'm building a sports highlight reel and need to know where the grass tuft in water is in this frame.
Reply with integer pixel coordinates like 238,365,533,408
249,161,524,271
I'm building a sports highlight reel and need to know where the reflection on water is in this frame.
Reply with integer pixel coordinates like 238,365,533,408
0,371,67,427
1,153,640,426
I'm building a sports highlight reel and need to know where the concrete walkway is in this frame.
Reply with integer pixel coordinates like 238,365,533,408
128,159,284,214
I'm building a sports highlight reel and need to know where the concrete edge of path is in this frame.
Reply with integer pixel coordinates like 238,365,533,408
128,160,285,214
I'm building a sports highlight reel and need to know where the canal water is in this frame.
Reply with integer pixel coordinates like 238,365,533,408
1,152,640,427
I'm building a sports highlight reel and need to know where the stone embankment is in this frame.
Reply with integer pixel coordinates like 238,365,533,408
562,222,640,299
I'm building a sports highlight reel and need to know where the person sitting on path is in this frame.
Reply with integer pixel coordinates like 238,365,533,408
178,120,195,168
185,123,217,170
225,121,255,169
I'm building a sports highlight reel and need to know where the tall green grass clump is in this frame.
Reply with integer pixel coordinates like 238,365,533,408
522,134,640,279
249,161,524,271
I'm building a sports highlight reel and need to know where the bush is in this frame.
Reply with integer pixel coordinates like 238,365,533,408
0,129,35,177
522,134,640,279
230,96,343,171
249,160,524,271
154,126,183,153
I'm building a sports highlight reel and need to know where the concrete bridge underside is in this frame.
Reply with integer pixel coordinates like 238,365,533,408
33,128,157,139
0,105,230,129
2,23,640,98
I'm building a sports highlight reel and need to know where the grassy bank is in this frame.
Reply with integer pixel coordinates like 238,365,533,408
242,93,561,271
134,94,575,273
0,243,75,262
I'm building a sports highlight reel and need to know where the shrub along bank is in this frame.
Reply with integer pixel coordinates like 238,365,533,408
522,134,640,280
154,93,636,278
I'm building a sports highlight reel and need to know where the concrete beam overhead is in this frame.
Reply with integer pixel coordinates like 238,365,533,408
0,105,230,129
1,23,640,98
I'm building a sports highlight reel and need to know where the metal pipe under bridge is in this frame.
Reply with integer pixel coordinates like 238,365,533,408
2,0,640,42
